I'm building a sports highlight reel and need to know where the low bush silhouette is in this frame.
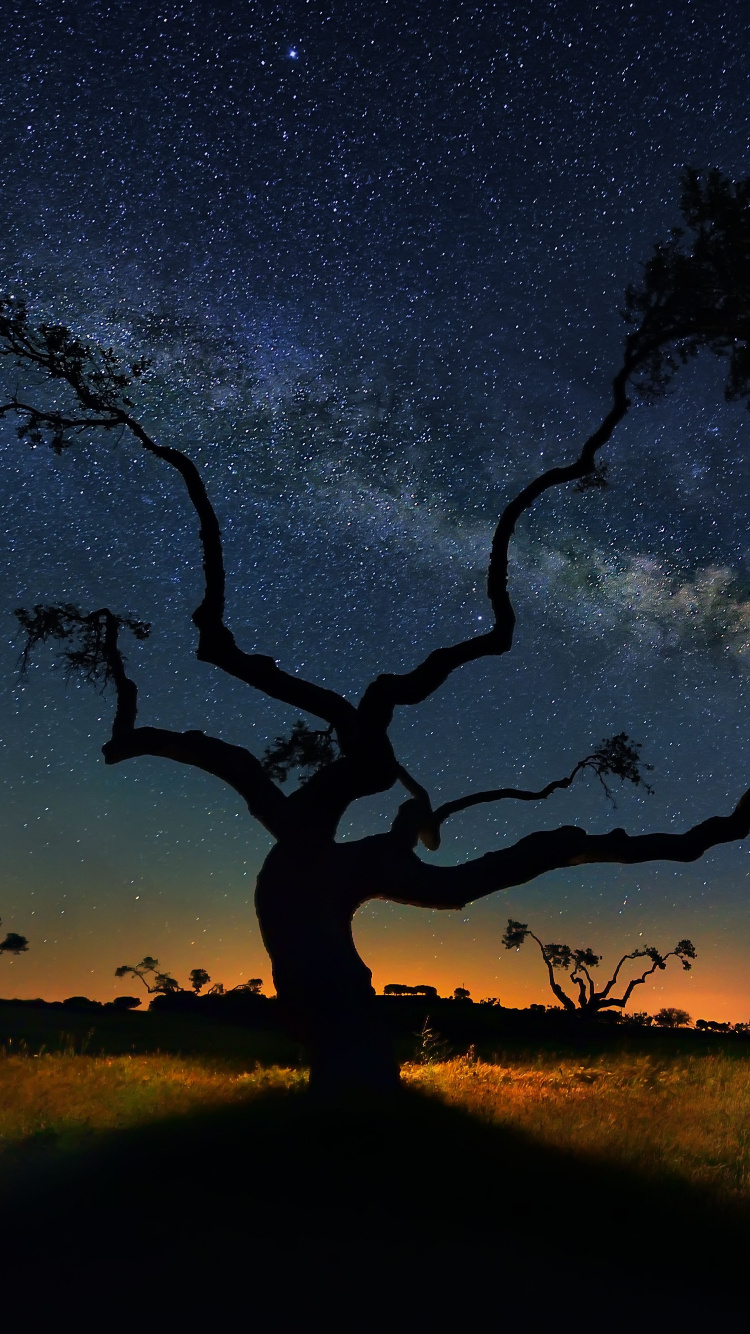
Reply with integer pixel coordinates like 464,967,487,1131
653,1006,692,1028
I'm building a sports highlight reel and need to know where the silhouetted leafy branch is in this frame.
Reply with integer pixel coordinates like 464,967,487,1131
114,956,180,995
14,603,150,683
0,919,28,956
624,169,750,403
430,733,653,837
260,720,338,783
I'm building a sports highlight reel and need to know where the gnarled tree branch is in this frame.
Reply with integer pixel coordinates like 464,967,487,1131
357,361,634,730
370,785,750,911
0,302,358,743
103,726,289,839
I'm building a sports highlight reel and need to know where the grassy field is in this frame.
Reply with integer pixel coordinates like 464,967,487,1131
2,1028,750,1319
2,1042,750,1208
408,1050,750,1204
0,1049,305,1160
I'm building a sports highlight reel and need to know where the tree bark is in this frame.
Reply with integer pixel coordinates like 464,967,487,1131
255,843,401,1095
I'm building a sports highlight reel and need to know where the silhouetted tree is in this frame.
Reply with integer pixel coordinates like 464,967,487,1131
189,968,210,994
114,956,182,995
653,1007,692,1028
109,995,142,1010
5,170,750,1089
383,983,439,998
503,919,696,1018
0,921,29,957
453,987,471,1001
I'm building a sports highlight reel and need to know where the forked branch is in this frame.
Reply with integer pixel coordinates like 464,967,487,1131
359,171,750,730
14,601,289,838
375,785,750,910
0,298,357,743
434,733,652,828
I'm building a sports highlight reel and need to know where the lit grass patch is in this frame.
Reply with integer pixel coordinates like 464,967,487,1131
0,1050,305,1155
403,1051,750,1203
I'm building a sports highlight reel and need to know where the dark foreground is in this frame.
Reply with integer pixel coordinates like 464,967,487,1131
0,1080,746,1325
1,1003,748,1324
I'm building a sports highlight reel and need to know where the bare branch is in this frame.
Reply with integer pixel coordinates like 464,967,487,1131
112,413,359,738
531,932,577,1012
369,784,750,911
0,297,357,741
434,765,588,828
91,608,290,838
359,173,750,730
14,598,289,838
569,968,589,1008
357,364,633,729
434,734,652,830
606,956,665,1009
103,726,289,838
597,951,646,1001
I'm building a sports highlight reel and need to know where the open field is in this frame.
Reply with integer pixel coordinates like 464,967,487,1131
3,1042,750,1208
409,1051,750,1204
3,1014,750,1321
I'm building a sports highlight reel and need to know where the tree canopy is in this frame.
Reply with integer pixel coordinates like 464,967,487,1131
4,169,750,1086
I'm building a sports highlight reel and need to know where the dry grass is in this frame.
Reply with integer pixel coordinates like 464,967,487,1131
404,1050,750,1202
0,1046,305,1155
3,1043,750,1207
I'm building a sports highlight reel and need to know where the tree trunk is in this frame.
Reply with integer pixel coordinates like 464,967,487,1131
255,843,401,1095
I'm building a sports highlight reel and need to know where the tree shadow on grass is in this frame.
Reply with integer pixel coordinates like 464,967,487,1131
0,1082,745,1322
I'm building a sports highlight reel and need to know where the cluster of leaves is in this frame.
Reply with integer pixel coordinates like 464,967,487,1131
0,918,28,956
624,169,750,403
653,1006,692,1028
502,921,696,977
503,922,603,971
0,293,151,450
260,720,338,783
640,939,697,972
14,604,150,684
583,733,654,802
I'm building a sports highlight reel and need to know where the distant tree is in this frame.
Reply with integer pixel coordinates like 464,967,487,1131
653,1007,692,1028
114,956,159,993
453,987,471,1001
110,995,142,1010
152,971,181,995
189,967,211,994
114,956,182,994
206,982,225,996
503,919,696,1019
383,983,439,998
228,977,263,994
0,922,29,956
7,170,750,1089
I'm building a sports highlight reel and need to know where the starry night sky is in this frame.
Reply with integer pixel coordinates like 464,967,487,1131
1,0,750,1017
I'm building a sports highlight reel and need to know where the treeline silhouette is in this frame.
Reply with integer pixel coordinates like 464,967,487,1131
0,991,746,1044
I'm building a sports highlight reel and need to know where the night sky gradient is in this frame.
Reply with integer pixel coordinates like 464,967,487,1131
1,0,750,1018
